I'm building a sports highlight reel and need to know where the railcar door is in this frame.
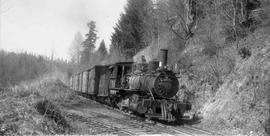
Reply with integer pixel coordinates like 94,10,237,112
97,66,110,96
88,68,98,95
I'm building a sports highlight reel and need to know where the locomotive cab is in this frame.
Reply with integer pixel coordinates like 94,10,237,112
108,62,133,90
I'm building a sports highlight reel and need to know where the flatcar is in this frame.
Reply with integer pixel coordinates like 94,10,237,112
70,49,191,122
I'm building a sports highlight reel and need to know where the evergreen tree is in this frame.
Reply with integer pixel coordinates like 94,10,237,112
81,21,98,66
111,0,153,58
97,40,108,61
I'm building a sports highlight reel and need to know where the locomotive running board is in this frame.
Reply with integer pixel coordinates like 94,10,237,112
109,88,139,91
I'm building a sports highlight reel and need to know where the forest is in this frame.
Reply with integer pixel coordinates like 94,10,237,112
71,0,270,68
0,50,72,88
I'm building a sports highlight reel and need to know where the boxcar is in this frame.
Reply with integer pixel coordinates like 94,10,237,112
71,62,133,95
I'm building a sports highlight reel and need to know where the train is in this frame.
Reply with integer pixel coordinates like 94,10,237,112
69,49,191,122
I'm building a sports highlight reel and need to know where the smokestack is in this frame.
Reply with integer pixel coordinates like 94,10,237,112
160,49,168,68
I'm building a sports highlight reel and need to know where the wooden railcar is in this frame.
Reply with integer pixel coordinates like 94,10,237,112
72,62,133,97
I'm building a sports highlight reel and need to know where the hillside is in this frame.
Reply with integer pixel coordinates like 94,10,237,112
193,29,269,135
0,72,87,135
131,8,270,136
153,28,270,135
124,0,270,135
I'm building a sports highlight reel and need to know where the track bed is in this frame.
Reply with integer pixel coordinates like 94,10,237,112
62,98,219,135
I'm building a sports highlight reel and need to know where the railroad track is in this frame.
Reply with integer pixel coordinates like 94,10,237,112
65,112,137,135
65,108,170,135
100,103,218,136
156,123,217,136
64,104,218,136
183,125,218,135
71,94,219,135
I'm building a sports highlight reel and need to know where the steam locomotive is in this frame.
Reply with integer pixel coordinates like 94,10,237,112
70,49,191,122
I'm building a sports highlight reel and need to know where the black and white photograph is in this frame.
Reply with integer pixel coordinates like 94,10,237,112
0,0,269,135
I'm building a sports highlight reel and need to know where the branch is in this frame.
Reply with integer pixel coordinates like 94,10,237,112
176,12,187,28
221,8,234,21
166,19,185,40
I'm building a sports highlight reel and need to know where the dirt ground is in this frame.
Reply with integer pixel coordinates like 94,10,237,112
0,78,215,135
61,96,219,136
62,98,177,135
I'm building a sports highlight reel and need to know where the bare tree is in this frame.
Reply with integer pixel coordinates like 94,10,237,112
153,0,200,47
69,32,83,64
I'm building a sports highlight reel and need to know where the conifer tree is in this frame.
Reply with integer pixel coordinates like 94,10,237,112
97,40,108,61
111,0,153,58
81,21,98,66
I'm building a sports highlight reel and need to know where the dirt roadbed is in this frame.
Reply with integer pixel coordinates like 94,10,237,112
61,98,217,135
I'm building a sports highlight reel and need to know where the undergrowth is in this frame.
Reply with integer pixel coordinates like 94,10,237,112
176,28,270,135
0,72,84,135
198,30,270,135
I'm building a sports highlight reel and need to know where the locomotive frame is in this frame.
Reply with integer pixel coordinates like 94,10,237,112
70,50,191,122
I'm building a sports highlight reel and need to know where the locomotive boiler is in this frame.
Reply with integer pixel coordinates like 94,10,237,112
129,50,178,99
128,69,179,99
70,49,191,122
115,49,190,121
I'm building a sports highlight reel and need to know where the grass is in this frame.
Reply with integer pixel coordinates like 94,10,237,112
0,71,85,135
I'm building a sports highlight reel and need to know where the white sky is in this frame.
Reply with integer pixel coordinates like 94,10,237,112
0,0,127,60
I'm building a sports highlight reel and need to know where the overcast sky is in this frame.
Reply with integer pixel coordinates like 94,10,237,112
0,0,127,60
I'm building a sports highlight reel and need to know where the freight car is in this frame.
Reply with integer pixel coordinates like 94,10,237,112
70,49,191,122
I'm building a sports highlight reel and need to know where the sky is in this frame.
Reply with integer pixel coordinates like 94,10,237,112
0,0,127,60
